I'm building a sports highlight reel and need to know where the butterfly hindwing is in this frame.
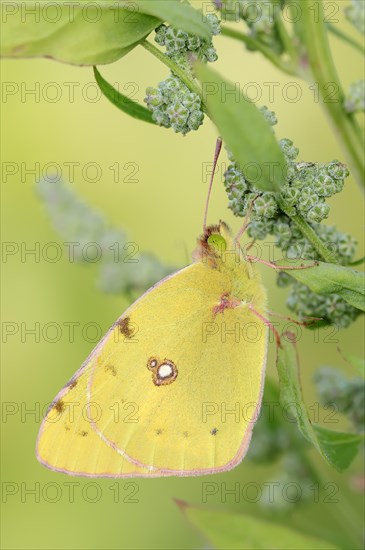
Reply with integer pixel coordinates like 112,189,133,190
36,360,151,476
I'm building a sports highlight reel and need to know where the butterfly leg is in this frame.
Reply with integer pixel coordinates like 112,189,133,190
235,195,260,242
266,310,323,327
244,239,257,252
246,256,319,270
248,304,281,347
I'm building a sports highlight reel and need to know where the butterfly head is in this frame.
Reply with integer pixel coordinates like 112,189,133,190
193,221,242,269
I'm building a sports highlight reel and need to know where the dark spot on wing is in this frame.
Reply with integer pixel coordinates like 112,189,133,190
105,364,117,376
68,380,78,390
155,429,162,436
79,430,88,437
54,400,65,414
183,431,189,438
211,428,218,436
118,317,133,338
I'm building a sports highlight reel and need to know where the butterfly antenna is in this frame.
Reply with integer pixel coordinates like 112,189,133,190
203,137,222,231
235,193,260,242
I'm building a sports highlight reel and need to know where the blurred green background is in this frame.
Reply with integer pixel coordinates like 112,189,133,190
1,2,364,548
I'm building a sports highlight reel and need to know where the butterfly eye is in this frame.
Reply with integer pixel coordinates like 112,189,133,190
207,233,227,252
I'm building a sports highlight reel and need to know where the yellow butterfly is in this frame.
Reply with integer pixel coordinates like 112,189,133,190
36,140,269,477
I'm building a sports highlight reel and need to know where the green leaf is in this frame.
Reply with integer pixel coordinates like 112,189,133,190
277,336,363,471
313,426,364,470
178,503,339,549
0,1,159,65
195,63,287,192
280,260,365,311
129,0,211,38
93,66,155,124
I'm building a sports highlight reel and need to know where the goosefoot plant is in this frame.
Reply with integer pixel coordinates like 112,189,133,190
2,1,364,549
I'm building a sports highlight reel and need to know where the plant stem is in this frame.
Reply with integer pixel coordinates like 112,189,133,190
140,39,204,103
278,199,338,263
326,22,365,56
295,1,365,190
220,25,300,77
274,9,299,66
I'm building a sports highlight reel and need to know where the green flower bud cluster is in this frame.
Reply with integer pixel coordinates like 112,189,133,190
280,221,359,328
215,0,284,54
225,111,348,225
154,14,220,66
144,15,220,134
260,104,278,127
280,226,359,329
36,176,121,260
345,0,365,35
145,76,204,134
213,0,245,21
287,282,360,328
273,223,357,269
224,106,359,328
314,367,365,432
344,80,365,113
242,0,283,53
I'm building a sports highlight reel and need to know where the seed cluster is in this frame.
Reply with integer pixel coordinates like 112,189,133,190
144,14,220,135
37,178,172,295
216,0,284,53
344,80,365,113
314,367,365,433
145,76,204,134
345,0,365,35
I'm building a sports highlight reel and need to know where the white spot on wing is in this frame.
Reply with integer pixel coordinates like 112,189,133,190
158,363,173,379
